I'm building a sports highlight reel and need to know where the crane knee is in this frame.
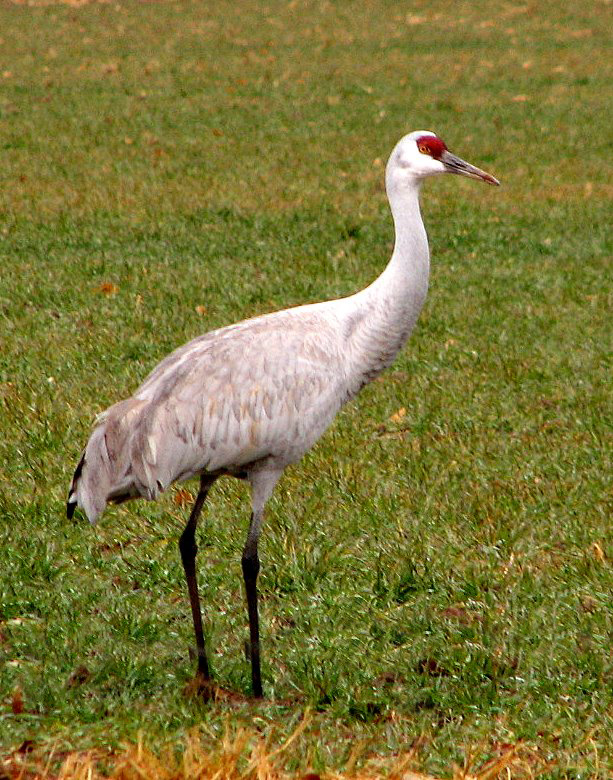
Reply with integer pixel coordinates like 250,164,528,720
179,531,197,562
241,552,260,582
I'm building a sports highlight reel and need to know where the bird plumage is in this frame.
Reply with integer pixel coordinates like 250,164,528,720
69,304,353,520
67,130,498,697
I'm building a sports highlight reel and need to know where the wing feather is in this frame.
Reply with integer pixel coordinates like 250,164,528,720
128,308,346,483
72,304,350,517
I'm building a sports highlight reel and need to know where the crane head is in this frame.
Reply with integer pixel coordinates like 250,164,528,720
386,130,500,191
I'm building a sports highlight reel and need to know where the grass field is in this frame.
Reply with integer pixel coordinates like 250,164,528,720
0,0,611,777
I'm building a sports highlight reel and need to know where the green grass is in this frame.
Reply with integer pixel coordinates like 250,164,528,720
0,0,611,776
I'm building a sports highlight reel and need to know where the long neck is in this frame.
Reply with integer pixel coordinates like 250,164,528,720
369,181,430,315
344,182,430,392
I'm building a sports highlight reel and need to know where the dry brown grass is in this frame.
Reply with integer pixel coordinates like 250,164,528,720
0,719,557,780
8,0,111,6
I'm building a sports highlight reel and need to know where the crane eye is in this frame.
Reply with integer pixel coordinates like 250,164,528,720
418,143,431,155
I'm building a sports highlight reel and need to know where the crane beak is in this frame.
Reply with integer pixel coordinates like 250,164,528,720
441,150,500,186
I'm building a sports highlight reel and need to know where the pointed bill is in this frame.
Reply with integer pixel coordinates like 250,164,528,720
441,150,500,186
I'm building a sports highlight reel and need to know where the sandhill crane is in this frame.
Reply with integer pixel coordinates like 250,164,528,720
67,131,499,698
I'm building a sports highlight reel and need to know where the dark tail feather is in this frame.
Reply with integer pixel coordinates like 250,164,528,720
67,452,86,519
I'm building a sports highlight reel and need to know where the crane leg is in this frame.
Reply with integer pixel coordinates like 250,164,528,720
179,475,216,683
242,510,263,698
243,468,282,699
